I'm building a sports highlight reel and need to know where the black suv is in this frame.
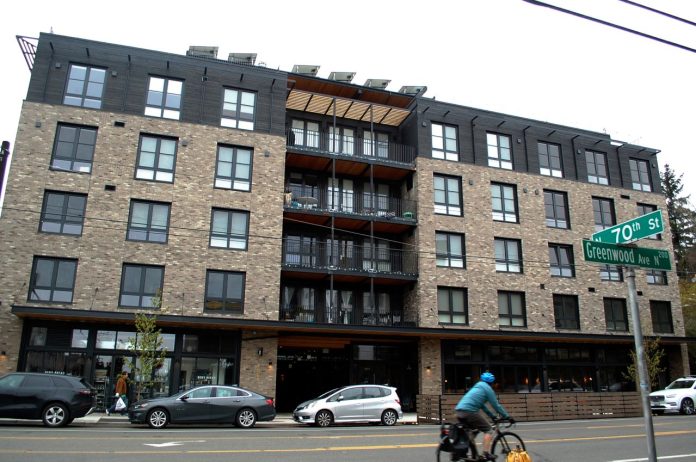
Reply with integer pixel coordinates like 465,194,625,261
0,372,96,427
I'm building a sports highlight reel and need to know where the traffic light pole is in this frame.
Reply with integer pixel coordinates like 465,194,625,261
625,266,657,462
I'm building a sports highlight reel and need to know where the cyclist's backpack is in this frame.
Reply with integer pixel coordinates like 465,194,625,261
506,448,532,462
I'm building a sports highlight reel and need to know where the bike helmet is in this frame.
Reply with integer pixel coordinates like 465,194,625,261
480,372,495,383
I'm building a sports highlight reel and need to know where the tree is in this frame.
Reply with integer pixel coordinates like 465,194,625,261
623,337,666,390
680,279,696,372
661,164,696,277
127,312,167,401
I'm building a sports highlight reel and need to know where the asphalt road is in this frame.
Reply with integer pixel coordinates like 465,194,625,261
0,415,695,462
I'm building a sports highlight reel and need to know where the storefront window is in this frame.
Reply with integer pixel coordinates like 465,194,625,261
96,331,116,349
29,327,48,346
179,356,236,390
24,351,89,377
116,332,136,350
71,329,89,348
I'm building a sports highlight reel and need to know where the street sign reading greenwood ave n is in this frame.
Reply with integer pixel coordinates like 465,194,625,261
582,240,671,271
591,210,664,244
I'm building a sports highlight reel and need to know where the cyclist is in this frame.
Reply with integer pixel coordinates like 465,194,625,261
455,372,514,461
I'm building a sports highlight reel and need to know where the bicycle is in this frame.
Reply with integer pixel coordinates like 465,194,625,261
436,417,526,461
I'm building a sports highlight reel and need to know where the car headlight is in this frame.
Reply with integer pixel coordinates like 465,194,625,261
666,394,677,398
306,402,316,410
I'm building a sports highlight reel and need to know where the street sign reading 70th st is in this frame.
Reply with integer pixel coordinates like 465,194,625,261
591,209,664,244
582,239,672,271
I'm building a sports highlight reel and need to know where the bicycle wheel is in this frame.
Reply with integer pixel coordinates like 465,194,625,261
490,431,525,457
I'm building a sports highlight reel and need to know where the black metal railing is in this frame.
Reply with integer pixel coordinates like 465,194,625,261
287,129,416,165
281,241,418,276
279,304,405,327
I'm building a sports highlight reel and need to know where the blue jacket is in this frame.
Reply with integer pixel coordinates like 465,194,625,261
455,381,509,420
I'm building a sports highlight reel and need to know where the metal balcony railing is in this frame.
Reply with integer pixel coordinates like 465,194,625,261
279,304,405,327
284,187,417,221
281,241,418,276
287,129,416,165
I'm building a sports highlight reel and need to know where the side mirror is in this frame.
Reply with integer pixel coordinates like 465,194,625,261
180,395,189,401
336,395,344,402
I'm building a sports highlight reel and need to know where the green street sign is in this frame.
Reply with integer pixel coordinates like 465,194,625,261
591,210,664,244
582,240,671,271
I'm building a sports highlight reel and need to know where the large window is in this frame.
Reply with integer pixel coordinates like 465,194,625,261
487,133,512,169
205,270,245,313
433,174,462,216
650,301,673,334
593,197,615,232
549,244,575,277
51,124,97,173
538,142,563,177
39,191,87,235
144,77,183,119
136,135,177,183
544,190,569,229
436,232,465,268
210,209,249,250
498,291,526,327
604,298,628,332
491,183,517,222
438,287,468,325
494,238,522,273
215,145,252,191
553,294,580,330
637,203,660,240
119,264,164,308
432,123,458,161
221,88,256,130
63,64,106,109
28,257,77,303
646,269,667,285
363,131,389,158
629,158,652,192
127,201,170,243
600,264,623,282
329,127,355,155
290,120,320,148
586,150,608,185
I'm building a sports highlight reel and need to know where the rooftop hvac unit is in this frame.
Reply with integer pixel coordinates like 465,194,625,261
186,46,218,59
364,79,391,89
228,53,257,65
328,71,355,83
399,85,427,96
292,64,320,76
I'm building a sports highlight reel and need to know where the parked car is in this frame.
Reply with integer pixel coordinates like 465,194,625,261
128,384,276,429
649,376,696,415
293,384,403,427
0,372,96,427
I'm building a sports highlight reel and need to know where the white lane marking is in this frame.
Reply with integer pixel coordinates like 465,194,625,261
144,439,206,448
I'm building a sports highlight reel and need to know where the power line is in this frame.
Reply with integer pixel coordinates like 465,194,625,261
522,0,696,54
618,0,696,28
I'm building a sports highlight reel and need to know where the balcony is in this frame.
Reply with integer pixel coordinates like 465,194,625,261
279,304,407,327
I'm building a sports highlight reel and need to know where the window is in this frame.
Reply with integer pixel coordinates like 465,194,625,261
432,123,458,161
487,133,512,169
51,124,97,173
28,257,77,303
136,135,177,183
491,183,517,222
221,88,256,130
650,301,673,334
63,64,106,109
363,131,389,158
600,264,623,282
498,291,526,327
637,203,661,240
438,287,468,324
215,145,252,191
436,232,465,268
495,238,522,273
145,77,183,119
205,270,245,313
586,150,608,185
553,295,580,330
210,209,249,249
39,191,87,235
646,269,667,285
593,197,615,232
329,127,355,155
127,200,170,243
604,298,628,332
629,158,652,192
549,244,575,277
290,120,320,148
538,142,563,177
119,264,164,308
544,190,569,229
433,174,462,216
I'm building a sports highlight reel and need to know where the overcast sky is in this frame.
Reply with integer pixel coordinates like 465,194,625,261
1,0,695,209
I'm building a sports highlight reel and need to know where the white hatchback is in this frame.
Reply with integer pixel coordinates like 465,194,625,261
293,384,403,427
649,376,696,415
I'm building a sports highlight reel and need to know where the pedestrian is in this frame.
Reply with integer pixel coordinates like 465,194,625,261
454,372,515,461
106,371,129,416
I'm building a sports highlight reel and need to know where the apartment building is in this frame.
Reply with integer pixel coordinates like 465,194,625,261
0,33,688,414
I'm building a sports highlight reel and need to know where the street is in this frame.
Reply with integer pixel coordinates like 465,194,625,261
0,415,695,462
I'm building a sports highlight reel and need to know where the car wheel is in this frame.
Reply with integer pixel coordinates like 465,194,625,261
315,410,333,427
680,398,695,415
381,409,398,426
42,403,69,427
236,408,257,428
147,408,169,429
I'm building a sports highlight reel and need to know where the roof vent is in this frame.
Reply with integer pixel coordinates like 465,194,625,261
399,85,427,96
228,53,257,65
328,71,355,83
186,46,218,59
364,79,391,89
292,65,320,76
